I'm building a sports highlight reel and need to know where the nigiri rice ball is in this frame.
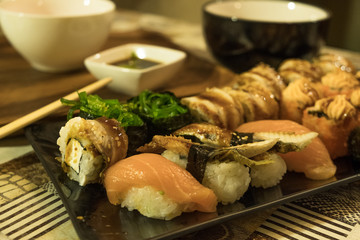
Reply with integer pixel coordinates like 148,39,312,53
121,186,182,220
202,161,251,205
161,150,187,169
250,153,287,188
162,150,251,205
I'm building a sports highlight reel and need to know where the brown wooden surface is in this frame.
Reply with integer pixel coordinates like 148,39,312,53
0,30,235,126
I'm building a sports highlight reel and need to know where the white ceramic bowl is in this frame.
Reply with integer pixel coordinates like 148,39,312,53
84,43,187,96
0,0,115,72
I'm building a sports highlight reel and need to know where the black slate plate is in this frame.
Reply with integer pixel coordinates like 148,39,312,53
25,120,360,240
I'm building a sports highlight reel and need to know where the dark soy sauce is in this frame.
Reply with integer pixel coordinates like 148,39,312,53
111,57,160,69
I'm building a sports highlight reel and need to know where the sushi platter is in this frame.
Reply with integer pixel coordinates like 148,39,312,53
25,119,360,240
2,3,360,238
22,31,360,239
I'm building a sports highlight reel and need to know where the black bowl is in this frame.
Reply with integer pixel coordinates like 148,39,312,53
202,0,331,73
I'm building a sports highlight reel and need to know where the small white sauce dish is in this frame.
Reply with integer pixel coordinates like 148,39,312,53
84,43,187,96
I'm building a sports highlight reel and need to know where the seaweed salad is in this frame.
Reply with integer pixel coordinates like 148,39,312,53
61,90,192,154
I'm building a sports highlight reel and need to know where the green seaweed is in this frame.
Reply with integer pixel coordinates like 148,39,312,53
60,91,144,128
127,90,192,135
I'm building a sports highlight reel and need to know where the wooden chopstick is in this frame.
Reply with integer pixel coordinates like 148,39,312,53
0,77,112,140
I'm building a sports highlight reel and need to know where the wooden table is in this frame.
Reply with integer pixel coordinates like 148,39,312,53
0,29,234,128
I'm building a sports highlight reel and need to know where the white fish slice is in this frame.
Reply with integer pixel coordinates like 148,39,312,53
253,131,318,153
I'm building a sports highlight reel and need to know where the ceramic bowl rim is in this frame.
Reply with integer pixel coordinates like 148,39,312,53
202,0,331,24
84,43,187,74
0,0,115,19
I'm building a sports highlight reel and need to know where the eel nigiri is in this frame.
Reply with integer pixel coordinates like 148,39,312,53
236,120,337,180
103,153,218,220
137,133,252,205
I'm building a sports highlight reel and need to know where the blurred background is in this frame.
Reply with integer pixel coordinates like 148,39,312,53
113,0,360,52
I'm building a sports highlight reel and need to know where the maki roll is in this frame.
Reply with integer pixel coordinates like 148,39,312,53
313,53,357,75
302,95,359,159
320,70,360,98
60,91,147,156
180,63,283,130
278,58,323,84
280,77,324,123
57,117,128,186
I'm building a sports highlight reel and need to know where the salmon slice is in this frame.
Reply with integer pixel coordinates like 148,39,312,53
103,153,217,213
236,120,336,180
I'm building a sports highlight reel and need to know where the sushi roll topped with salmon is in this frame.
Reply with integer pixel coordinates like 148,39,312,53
321,70,360,98
302,95,359,159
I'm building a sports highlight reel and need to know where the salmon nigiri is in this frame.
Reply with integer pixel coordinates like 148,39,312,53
103,153,217,220
236,120,336,180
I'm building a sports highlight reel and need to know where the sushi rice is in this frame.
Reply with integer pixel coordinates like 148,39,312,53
121,186,184,220
57,117,104,186
162,150,251,205
202,161,251,205
250,153,287,188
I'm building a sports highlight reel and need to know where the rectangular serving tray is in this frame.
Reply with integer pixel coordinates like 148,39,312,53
25,120,360,240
